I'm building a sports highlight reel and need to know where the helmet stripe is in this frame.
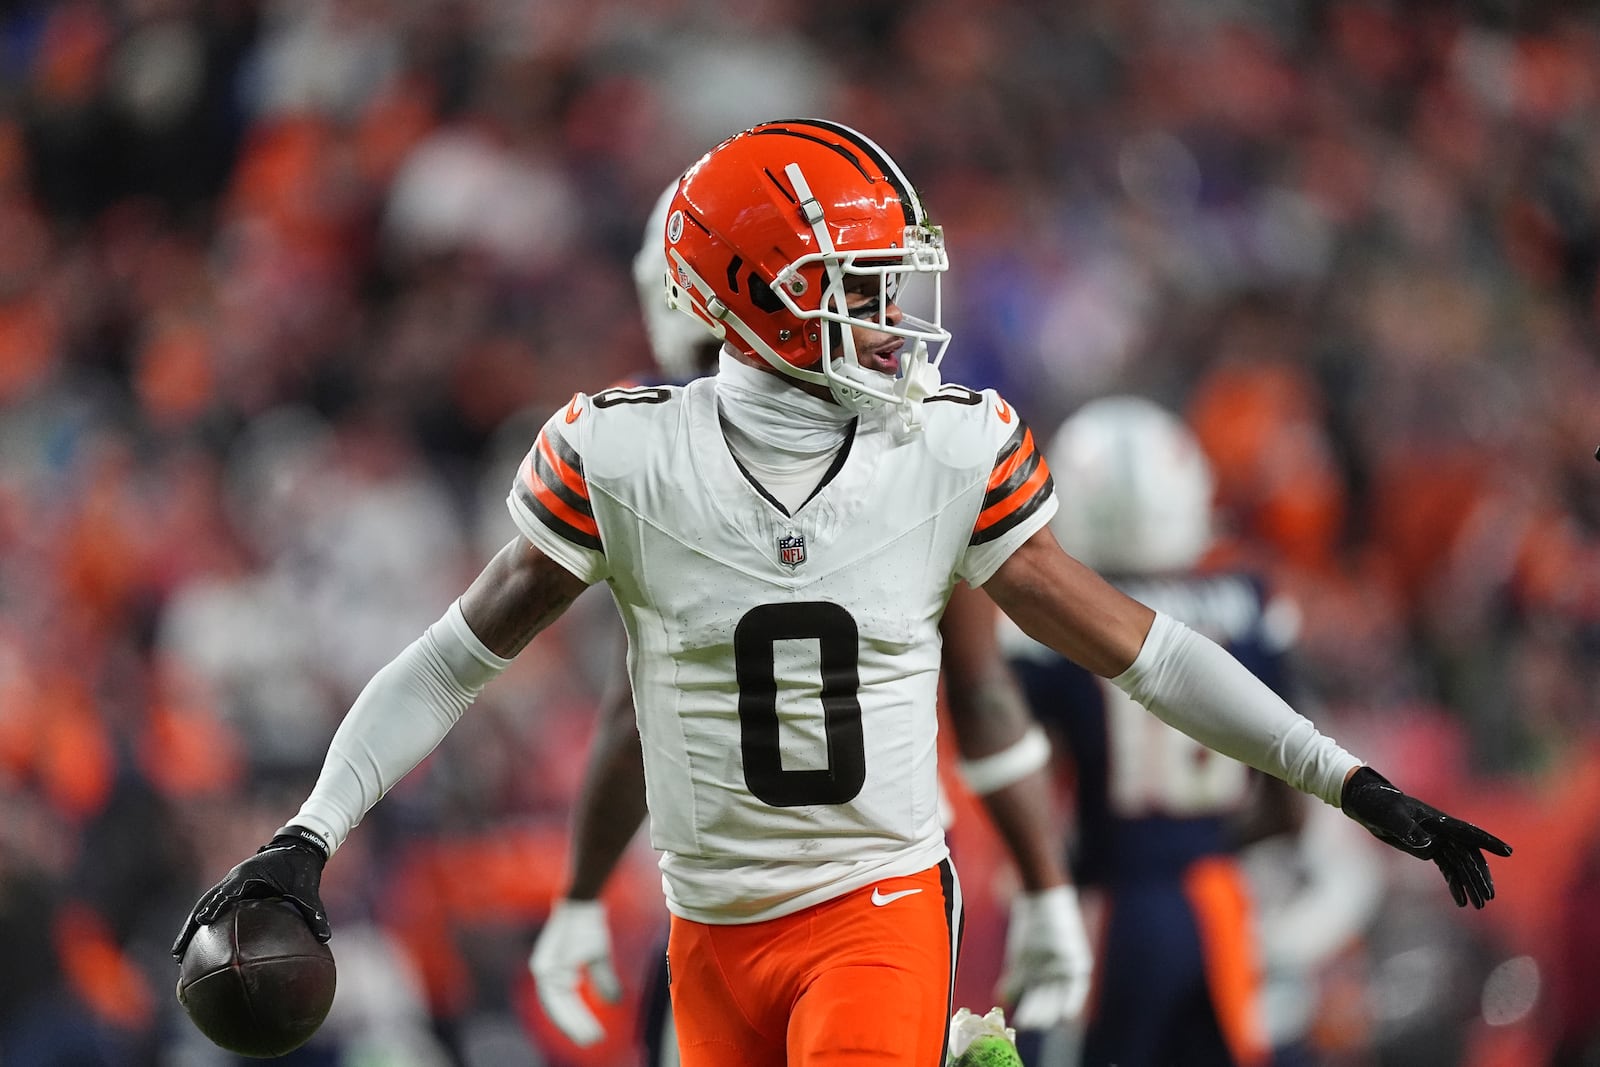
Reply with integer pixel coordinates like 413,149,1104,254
790,119,922,225
758,119,920,227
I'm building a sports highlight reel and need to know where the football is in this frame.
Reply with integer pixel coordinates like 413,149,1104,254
176,898,336,1058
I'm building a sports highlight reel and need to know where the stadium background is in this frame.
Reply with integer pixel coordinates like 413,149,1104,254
1,0,1597,1064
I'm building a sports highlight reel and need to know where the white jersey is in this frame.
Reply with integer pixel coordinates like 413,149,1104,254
506,378,1056,923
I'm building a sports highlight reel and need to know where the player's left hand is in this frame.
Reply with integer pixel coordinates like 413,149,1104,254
1341,766,1513,908
998,884,1092,1029
171,826,330,961
529,899,622,1046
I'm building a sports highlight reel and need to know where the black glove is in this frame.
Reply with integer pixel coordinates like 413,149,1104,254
171,825,331,960
1341,767,1512,909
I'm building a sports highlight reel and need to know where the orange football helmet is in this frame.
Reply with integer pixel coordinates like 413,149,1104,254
663,119,950,422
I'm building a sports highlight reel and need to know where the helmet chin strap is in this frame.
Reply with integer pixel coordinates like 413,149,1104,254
824,342,943,429
893,341,942,431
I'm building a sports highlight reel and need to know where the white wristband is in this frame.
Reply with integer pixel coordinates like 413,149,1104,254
959,725,1052,796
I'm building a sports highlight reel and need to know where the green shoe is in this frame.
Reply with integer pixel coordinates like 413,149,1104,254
947,1007,1023,1067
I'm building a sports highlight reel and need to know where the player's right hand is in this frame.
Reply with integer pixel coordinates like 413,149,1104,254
998,884,1093,1029
529,898,622,1046
1340,767,1513,908
171,825,331,960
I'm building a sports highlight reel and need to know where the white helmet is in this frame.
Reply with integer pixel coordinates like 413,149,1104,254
633,181,718,379
1047,395,1215,574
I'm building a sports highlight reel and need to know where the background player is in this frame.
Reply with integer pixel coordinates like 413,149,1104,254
529,180,1090,1064
1003,396,1383,1067
173,120,1510,1067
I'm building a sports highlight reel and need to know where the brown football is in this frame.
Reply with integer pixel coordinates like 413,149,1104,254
176,898,336,1058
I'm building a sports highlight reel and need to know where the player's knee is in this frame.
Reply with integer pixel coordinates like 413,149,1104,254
793,966,944,1065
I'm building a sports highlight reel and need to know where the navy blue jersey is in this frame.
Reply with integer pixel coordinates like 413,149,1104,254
1001,571,1295,887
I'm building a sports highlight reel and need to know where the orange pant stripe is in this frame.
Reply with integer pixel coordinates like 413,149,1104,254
1183,856,1269,1067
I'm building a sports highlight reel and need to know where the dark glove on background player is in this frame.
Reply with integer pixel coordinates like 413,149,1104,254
171,825,331,959
1341,767,1512,908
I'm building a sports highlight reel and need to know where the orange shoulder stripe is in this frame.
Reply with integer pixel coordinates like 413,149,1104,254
986,428,1037,491
975,460,1051,534
519,454,600,538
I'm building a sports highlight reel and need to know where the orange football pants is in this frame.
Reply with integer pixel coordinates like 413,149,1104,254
667,861,964,1067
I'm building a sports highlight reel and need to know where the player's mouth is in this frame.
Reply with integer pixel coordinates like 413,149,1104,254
859,340,903,374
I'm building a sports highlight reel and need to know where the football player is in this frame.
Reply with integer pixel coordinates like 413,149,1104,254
528,183,1089,1063
1003,396,1365,1067
174,120,1511,1067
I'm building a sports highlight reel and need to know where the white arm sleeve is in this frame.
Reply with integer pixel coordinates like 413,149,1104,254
292,600,512,854
1111,612,1361,807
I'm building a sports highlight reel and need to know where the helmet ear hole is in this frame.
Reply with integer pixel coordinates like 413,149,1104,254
748,274,784,314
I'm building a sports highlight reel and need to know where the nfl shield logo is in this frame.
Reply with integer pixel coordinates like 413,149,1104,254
777,532,807,570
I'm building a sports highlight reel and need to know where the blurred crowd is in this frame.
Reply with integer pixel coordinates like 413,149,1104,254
1,0,1598,1065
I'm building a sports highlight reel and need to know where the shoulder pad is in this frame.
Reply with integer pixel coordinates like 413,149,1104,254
563,382,687,481
921,385,1032,472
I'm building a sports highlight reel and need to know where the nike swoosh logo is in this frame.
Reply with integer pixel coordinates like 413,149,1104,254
995,397,1013,423
871,887,923,907
564,394,583,423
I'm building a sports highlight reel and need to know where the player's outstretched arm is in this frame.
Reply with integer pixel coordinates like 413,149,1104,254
173,537,588,958
529,648,647,1046
984,527,1512,908
458,536,592,658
